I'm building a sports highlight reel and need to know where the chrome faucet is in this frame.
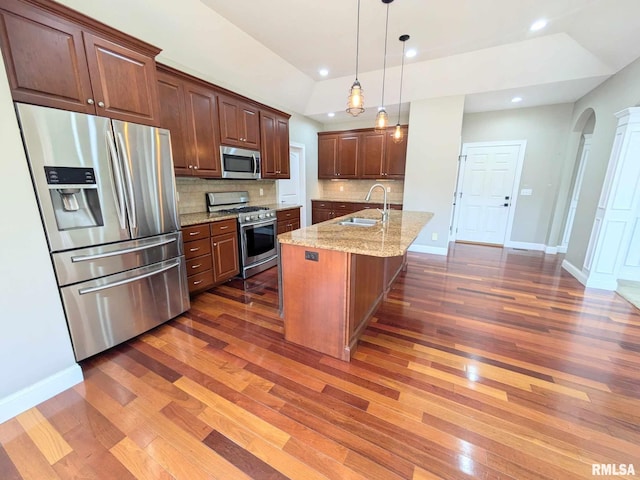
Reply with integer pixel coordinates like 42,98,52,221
365,183,388,223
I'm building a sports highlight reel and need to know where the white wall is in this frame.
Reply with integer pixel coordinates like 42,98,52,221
0,54,82,423
562,56,640,270
462,104,574,246
403,96,465,254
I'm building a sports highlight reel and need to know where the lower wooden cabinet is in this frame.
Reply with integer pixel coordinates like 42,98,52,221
182,219,238,294
311,200,402,224
277,207,301,234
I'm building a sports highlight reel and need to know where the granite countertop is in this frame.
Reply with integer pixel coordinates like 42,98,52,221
180,203,302,227
278,209,433,257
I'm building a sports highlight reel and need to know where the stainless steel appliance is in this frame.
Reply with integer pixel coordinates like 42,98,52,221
206,191,277,278
16,103,190,361
220,146,261,179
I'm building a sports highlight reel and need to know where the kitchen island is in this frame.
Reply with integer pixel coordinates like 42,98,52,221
278,209,432,360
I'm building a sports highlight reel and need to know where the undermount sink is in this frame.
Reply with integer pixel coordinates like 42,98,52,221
337,217,379,227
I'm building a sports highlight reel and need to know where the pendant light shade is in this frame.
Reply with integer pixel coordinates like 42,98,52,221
393,34,409,144
374,0,393,132
346,0,365,116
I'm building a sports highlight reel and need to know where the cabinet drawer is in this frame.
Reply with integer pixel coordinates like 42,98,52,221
187,270,214,293
211,219,237,236
333,202,353,211
184,238,211,259
183,224,210,241
277,208,300,222
186,254,212,275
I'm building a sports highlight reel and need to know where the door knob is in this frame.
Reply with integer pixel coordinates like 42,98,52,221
504,196,510,200
503,203,510,207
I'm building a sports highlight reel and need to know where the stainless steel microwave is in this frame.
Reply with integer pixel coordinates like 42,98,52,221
220,146,261,179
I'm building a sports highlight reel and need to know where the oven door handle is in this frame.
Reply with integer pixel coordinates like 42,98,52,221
242,219,276,229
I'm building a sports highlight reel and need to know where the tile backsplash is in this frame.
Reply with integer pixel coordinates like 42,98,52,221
175,177,277,214
319,179,404,204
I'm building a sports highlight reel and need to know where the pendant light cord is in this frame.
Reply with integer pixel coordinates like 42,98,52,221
381,2,390,107
355,0,361,81
397,39,406,121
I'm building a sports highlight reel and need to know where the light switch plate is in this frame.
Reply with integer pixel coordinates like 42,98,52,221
520,188,533,196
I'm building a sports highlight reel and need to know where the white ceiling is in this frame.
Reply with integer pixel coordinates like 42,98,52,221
199,0,640,124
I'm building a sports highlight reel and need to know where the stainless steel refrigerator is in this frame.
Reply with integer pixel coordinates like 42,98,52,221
16,103,190,361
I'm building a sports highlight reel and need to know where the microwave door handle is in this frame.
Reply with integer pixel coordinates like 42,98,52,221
115,132,137,230
253,154,257,176
105,130,127,230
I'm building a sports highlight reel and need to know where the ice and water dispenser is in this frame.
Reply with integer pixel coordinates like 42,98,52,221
44,166,104,231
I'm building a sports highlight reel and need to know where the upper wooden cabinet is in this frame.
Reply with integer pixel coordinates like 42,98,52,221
260,109,290,179
156,65,221,178
217,93,260,149
318,126,408,180
318,133,360,179
0,0,160,126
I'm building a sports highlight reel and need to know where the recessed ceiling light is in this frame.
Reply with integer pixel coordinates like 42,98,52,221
319,68,329,77
530,19,547,31
405,49,417,58
511,96,523,103
327,112,335,117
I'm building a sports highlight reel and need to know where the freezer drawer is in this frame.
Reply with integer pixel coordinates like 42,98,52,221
60,256,189,361
53,232,183,286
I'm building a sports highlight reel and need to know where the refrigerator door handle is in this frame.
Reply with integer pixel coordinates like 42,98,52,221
105,129,127,230
115,132,137,231
70,237,177,263
78,260,180,295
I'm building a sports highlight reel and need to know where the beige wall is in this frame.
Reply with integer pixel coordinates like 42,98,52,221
0,53,81,421
403,96,465,252
462,104,574,245
561,57,640,269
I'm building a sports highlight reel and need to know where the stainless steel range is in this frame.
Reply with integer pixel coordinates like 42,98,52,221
206,191,278,278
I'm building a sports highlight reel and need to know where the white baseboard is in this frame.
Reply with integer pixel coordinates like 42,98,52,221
0,364,83,424
561,259,588,286
504,241,546,251
557,245,568,254
545,246,558,254
585,277,618,291
408,244,448,256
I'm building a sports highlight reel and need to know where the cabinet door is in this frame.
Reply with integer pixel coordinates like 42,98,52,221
212,232,239,283
384,126,408,178
83,32,159,126
0,4,94,114
260,111,290,179
359,131,385,178
240,102,260,149
260,112,278,178
337,135,359,178
276,117,290,178
184,82,221,178
312,208,333,224
157,70,190,176
318,135,338,178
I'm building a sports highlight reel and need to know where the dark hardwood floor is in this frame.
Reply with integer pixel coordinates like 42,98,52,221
1,243,640,479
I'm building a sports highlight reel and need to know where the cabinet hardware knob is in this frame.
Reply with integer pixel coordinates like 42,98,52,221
191,264,201,269
220,226,228,229
87,98,95,105
194,166,199,170
213,243,217,246
189,231,200,236
98,101,105,108
193,280,203,285
188,165,193,169
189,247,200,252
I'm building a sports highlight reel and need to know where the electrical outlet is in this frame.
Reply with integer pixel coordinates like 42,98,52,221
339,186,344,192
432,232,438,241
259,188,264,196
387,187,391,193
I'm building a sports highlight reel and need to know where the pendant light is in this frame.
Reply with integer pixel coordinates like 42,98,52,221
346,0,365,116
375,0,393,132
392,34,409,143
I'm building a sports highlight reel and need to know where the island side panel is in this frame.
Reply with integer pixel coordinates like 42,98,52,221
347,254,385,357
281,243,349,359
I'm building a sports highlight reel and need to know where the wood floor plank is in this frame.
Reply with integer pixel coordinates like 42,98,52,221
2,244,640,479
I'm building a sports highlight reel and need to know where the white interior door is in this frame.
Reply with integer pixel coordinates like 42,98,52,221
278,144,307,226
455,143,522,245
561,134,591,248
